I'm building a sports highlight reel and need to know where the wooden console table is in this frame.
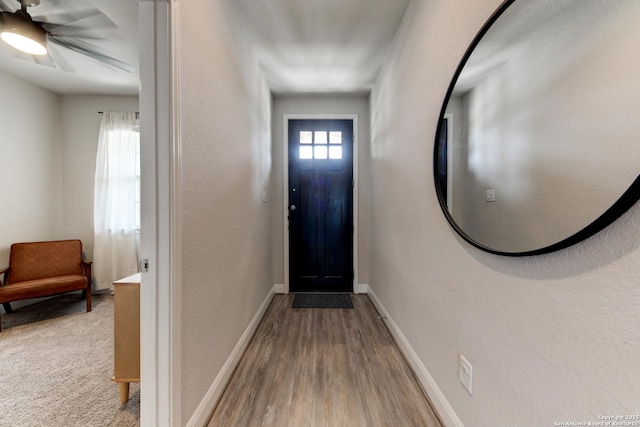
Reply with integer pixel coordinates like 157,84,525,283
112,273,140,404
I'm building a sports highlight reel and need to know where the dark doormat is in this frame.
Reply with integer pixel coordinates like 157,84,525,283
292,293,354,309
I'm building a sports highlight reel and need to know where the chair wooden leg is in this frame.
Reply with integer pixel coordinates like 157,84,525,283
81,289,86,299
2,303,13,314
86,288,92,312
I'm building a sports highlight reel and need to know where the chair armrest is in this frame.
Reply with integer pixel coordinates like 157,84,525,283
82,261,92,284
0,267,8,286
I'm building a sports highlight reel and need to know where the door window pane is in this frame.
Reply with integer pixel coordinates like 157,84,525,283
329,131,342,144
314,145,328,159
300,131,312,144
300,145,313,159
329,146,342,159
315,131,327,144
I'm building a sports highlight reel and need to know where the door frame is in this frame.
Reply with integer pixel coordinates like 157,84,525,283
283,114,359,294
139,1,181,426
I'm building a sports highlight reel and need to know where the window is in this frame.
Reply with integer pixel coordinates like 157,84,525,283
299,130,343,160
135,136,141,229
93,112,140,290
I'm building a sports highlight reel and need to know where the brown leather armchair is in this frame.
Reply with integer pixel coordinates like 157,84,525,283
0,239,92,331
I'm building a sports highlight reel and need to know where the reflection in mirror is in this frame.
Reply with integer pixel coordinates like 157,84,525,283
435,0,640,255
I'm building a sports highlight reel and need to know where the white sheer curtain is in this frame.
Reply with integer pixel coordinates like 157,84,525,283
93,112,140,291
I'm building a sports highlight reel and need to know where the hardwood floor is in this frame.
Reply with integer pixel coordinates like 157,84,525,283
207,294,443,427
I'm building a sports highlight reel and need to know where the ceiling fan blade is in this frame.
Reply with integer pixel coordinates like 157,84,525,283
45,42,75,72
37,9,117,32
5,42,75,72
47,29,105,40
48,35,135,73
0,0,14,12
8,47,36,64
33,51,58,69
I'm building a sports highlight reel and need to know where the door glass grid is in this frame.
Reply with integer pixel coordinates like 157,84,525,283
299,131,343,160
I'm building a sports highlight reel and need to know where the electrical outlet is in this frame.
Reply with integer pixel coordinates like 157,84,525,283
459,354,473,395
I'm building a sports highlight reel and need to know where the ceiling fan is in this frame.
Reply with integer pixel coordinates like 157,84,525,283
0,0,135,73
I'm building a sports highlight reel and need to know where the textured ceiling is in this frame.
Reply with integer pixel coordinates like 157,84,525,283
0,0,410,95
226,0,411,94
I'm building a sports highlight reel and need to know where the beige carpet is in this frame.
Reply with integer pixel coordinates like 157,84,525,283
0,294,140,427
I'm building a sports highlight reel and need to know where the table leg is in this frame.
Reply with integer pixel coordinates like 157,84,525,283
118,382,130,404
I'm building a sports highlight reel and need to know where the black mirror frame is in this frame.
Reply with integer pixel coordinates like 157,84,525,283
433,0,640,257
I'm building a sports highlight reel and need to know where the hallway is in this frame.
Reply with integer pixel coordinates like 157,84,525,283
208,294,442,427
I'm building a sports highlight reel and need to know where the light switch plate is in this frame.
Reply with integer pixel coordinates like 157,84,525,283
485,189,496,202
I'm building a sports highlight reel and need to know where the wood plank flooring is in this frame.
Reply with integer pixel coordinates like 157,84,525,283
207,294,443,427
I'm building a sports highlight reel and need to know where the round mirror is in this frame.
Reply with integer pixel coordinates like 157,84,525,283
434,0,640,256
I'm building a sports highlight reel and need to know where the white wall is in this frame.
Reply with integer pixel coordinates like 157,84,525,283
370,0,640,425
0,72,138,309
60,95,139,261
179,0,273,423
271,95,371,287
0,70,63,270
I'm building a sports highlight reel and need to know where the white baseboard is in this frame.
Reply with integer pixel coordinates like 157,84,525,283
185,286,276,427
356,283,368,294
367,288,464,427
274,284,286,294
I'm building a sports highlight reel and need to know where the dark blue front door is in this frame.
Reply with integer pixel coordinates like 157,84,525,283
288,119,353,292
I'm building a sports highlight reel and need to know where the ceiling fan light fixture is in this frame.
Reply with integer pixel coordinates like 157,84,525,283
0,12,48,56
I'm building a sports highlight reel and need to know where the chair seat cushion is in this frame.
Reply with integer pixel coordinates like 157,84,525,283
0,275,88,302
